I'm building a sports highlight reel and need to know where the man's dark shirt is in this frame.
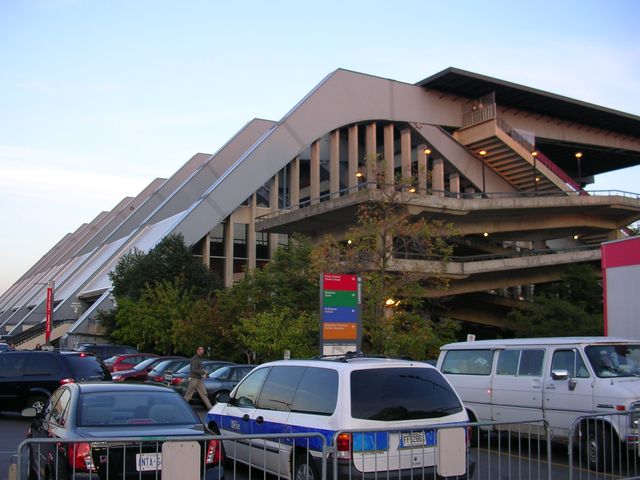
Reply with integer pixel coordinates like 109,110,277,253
189,354,206,379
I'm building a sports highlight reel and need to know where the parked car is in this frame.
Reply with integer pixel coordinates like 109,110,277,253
203,364,253,404
207,355,474,479
0,342,9,352
74,343,138,361
23,382,224,479
0,350,110,412
146,358,190,384
165,360,235,395
437,336,640,470
103,353,159,372
111,356,186,382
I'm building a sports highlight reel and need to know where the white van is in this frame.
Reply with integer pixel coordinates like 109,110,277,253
206,356,474,479
437,337,640,469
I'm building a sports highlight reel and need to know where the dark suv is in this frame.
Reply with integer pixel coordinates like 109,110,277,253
0,350,110,412
74,343,137,361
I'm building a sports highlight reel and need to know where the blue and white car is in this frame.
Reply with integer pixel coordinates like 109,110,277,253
206,355,474,479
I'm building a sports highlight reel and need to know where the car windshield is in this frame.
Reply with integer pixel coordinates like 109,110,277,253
585,344,640,378
210,366,231,379
66,355,109,380
134,357,162,371
351,367,463,421
77,391,200,427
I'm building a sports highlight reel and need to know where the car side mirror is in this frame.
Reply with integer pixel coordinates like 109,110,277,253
22,407,38,418
551,369,569,380
216,392,230,404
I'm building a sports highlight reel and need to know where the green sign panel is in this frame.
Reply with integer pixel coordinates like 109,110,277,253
323,290,358,307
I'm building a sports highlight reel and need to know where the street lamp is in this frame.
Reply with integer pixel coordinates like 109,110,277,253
478,150,487,193
575,152,583,184
531,150,538,191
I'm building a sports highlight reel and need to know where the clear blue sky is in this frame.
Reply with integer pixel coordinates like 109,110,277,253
1,0,639,295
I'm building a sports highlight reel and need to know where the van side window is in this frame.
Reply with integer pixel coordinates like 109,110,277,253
552,349,589,378
24,354,61,375
256,366,305,412
232,367,270,408
291,367,338,415
498,349,545,376
497,350,519,375
441,350,494,375
519,350,544,376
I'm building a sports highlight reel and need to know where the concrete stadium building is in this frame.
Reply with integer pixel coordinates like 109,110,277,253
2,67,640,348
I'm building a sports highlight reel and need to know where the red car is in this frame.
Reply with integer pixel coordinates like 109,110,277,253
111,356,186,382
103,353,158,372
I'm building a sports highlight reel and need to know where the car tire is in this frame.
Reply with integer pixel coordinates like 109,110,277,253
293,452,319,480
583,421,617,472
26,395,48,414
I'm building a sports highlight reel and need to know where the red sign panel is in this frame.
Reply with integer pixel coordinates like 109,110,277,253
45,286,53,344
323,273,358,291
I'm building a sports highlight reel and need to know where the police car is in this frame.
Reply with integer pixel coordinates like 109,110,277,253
205,355,474,479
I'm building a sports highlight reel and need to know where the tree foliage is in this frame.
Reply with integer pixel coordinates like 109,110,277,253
215,236,320,361
232,307,318,363
104,234,222,354
109,234,221,300
506,264,603,337
311,182,460,356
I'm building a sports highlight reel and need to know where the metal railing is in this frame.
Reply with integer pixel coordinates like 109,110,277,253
568,410,640,480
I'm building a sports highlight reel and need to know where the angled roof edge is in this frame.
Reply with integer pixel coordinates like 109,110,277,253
417,66,640,136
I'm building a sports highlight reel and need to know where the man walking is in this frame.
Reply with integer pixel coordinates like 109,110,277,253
184,346,213,409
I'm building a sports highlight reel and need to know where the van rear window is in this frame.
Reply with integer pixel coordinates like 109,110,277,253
351,368,462,421
441,349,493,375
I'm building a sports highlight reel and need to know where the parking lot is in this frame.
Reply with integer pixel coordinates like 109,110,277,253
1,408,623,480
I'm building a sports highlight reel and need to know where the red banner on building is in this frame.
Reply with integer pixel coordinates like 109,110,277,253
45,282,54,344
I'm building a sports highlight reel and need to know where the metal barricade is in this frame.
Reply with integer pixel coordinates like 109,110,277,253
330,419,552,480
568,410,640,480
17,432,327,480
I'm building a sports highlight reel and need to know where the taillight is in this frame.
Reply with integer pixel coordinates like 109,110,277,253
60,378,75,385
205,439,221,464
67,442,96,472
336,433,351,460
171,377,182,385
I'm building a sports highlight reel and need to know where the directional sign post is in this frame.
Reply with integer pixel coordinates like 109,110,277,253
320,273,362,356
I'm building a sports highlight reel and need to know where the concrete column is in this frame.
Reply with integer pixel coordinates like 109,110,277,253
433,158,445,197
290,156,300,209
201,232,210,269
247,194,256,272
269,173,279,211
348,125,358,192
383,124,394,191
401,128,412,188
366,123,377,190
310,140,320,205
330,130,340,199
223,219,233,288
450,173,460,198
269,233,279,257
417,144,427,196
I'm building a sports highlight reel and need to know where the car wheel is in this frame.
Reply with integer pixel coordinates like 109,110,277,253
26,395,48,414
293,452,319,480
583,421,617,471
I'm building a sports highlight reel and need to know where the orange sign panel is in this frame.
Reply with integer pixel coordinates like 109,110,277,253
322,322,358,340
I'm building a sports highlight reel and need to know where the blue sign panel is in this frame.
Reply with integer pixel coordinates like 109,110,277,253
321,306,358,323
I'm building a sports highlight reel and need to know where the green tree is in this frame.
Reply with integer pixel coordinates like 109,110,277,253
506,264,603,337
232,307,318,362
109,234,221,301
104,234,222,351
311,179,460,356
215,237,319,360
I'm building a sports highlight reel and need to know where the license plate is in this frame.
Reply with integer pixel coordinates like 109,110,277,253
136,452,162,471
401,431,426,448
